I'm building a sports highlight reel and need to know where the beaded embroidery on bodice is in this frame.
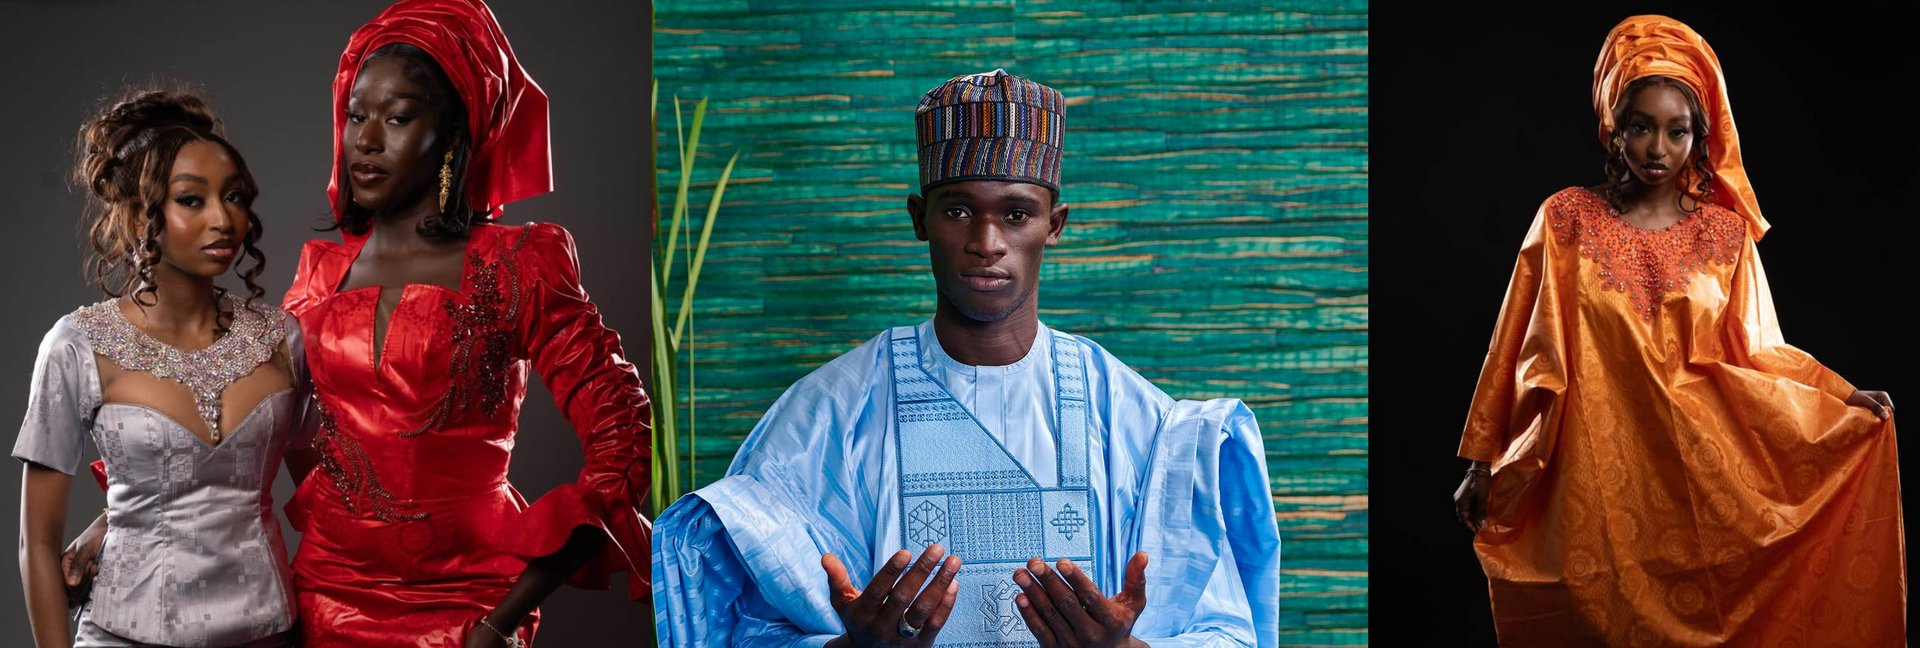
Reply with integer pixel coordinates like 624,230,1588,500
1548,188,1745,320
72,295,286,442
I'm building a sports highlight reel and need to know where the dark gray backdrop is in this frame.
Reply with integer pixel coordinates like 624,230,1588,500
0,1,653,645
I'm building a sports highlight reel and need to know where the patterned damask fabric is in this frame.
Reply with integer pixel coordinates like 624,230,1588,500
1460,187,1905,645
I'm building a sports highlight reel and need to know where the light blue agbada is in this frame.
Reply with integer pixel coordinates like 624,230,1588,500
654,322,1280,647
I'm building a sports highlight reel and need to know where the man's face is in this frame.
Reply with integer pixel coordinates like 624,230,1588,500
909,180,1068,323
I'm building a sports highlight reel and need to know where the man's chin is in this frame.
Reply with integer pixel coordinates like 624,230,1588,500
941,287,1027,323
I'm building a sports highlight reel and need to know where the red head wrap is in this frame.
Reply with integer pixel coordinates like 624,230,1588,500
329,0,551,222
1594,15,1767,240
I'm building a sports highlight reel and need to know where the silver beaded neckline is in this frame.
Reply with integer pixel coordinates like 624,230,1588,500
73,295,285,443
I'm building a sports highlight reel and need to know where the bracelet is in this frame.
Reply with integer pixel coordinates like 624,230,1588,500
476,615,525,648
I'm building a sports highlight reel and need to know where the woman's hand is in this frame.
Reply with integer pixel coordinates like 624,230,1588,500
1847,390,1895,420
1453,462,1491,533
60,512,108,608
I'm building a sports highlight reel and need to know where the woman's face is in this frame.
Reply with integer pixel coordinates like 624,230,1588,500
1620,85,1697,189
156,140,249,279
343,56,445,213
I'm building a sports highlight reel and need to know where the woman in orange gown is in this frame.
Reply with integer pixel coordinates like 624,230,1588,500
1451,15,1904,647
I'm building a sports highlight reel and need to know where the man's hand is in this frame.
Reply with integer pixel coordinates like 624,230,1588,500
1011,552,1150,648
823,546,963,648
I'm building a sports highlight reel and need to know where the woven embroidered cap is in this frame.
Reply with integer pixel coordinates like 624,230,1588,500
915,69,1065,193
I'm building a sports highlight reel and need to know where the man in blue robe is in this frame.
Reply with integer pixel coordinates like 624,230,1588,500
653,69,1281,648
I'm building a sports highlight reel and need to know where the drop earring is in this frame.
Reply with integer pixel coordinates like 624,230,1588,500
438,149,454,211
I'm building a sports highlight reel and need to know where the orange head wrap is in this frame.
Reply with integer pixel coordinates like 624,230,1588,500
328,0,551,223
1593,15,1767,240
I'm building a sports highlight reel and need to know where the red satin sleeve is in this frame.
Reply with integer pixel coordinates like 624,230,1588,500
505,222,653,598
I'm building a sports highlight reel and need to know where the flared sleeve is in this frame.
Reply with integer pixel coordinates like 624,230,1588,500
1459,196,1573,465
1720,237,1856,400
507,222,653,598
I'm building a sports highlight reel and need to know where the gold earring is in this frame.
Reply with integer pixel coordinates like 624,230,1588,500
438,149,454,211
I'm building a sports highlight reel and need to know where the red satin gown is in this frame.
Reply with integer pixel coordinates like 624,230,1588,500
280,221,650,646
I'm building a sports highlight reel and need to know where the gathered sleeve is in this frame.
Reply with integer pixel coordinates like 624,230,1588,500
1459,200,1572,466
13,316,101,476
506,222,653,598
1719,237,1856,400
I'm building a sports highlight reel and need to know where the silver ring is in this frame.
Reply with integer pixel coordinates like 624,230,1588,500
898,615,924,638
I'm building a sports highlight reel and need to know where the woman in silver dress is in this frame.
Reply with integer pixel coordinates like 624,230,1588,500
14,90,310,648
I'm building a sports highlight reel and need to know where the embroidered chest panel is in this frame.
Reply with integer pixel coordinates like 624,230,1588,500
890,328,1101,646
1548,190,1744,320
73,296,285,439
411,224,534,436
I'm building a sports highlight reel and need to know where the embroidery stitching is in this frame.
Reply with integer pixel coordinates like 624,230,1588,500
411,225,534,436
1049,503,1086,541
908,500,950,546
1548,189,1744,320
312,400,426,522
73,296,285,440
980,580,1021,637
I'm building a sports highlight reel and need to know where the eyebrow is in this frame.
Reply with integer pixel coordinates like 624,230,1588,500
170,173,244,187
348,90,429,103
1627,110,1691,123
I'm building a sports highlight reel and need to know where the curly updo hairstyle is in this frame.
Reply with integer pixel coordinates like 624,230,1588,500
75,89,266,319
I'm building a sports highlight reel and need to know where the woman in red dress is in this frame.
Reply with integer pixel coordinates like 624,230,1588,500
65,2,647,645
280,0,650,645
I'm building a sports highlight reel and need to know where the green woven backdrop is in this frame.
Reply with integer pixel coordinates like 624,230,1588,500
655,2,1368,645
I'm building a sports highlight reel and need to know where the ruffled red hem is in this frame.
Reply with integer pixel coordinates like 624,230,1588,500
504,483,652,600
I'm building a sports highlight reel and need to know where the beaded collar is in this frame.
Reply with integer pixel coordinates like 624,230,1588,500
72,295,285,442
1548,188,1744,320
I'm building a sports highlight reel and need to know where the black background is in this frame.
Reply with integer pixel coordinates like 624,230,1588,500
0,1,653,644
1373,3,1917,645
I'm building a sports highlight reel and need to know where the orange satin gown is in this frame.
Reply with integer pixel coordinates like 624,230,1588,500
1461,187,1905,646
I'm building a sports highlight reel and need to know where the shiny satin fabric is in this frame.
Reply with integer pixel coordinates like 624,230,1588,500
1460,188,1905,646
1593,15,1767,241
13,313,306,648
328,0,551,223
282,222,650,646
653,322,1281,648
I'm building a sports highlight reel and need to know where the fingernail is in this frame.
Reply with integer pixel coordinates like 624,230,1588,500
892,550,910,566
1016,595,1029,608
948,580,958,594
1057,559,1073,573
927,544,945,561
1015,570,1030,585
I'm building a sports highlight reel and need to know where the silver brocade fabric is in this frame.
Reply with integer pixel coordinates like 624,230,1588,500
11,299,304,647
